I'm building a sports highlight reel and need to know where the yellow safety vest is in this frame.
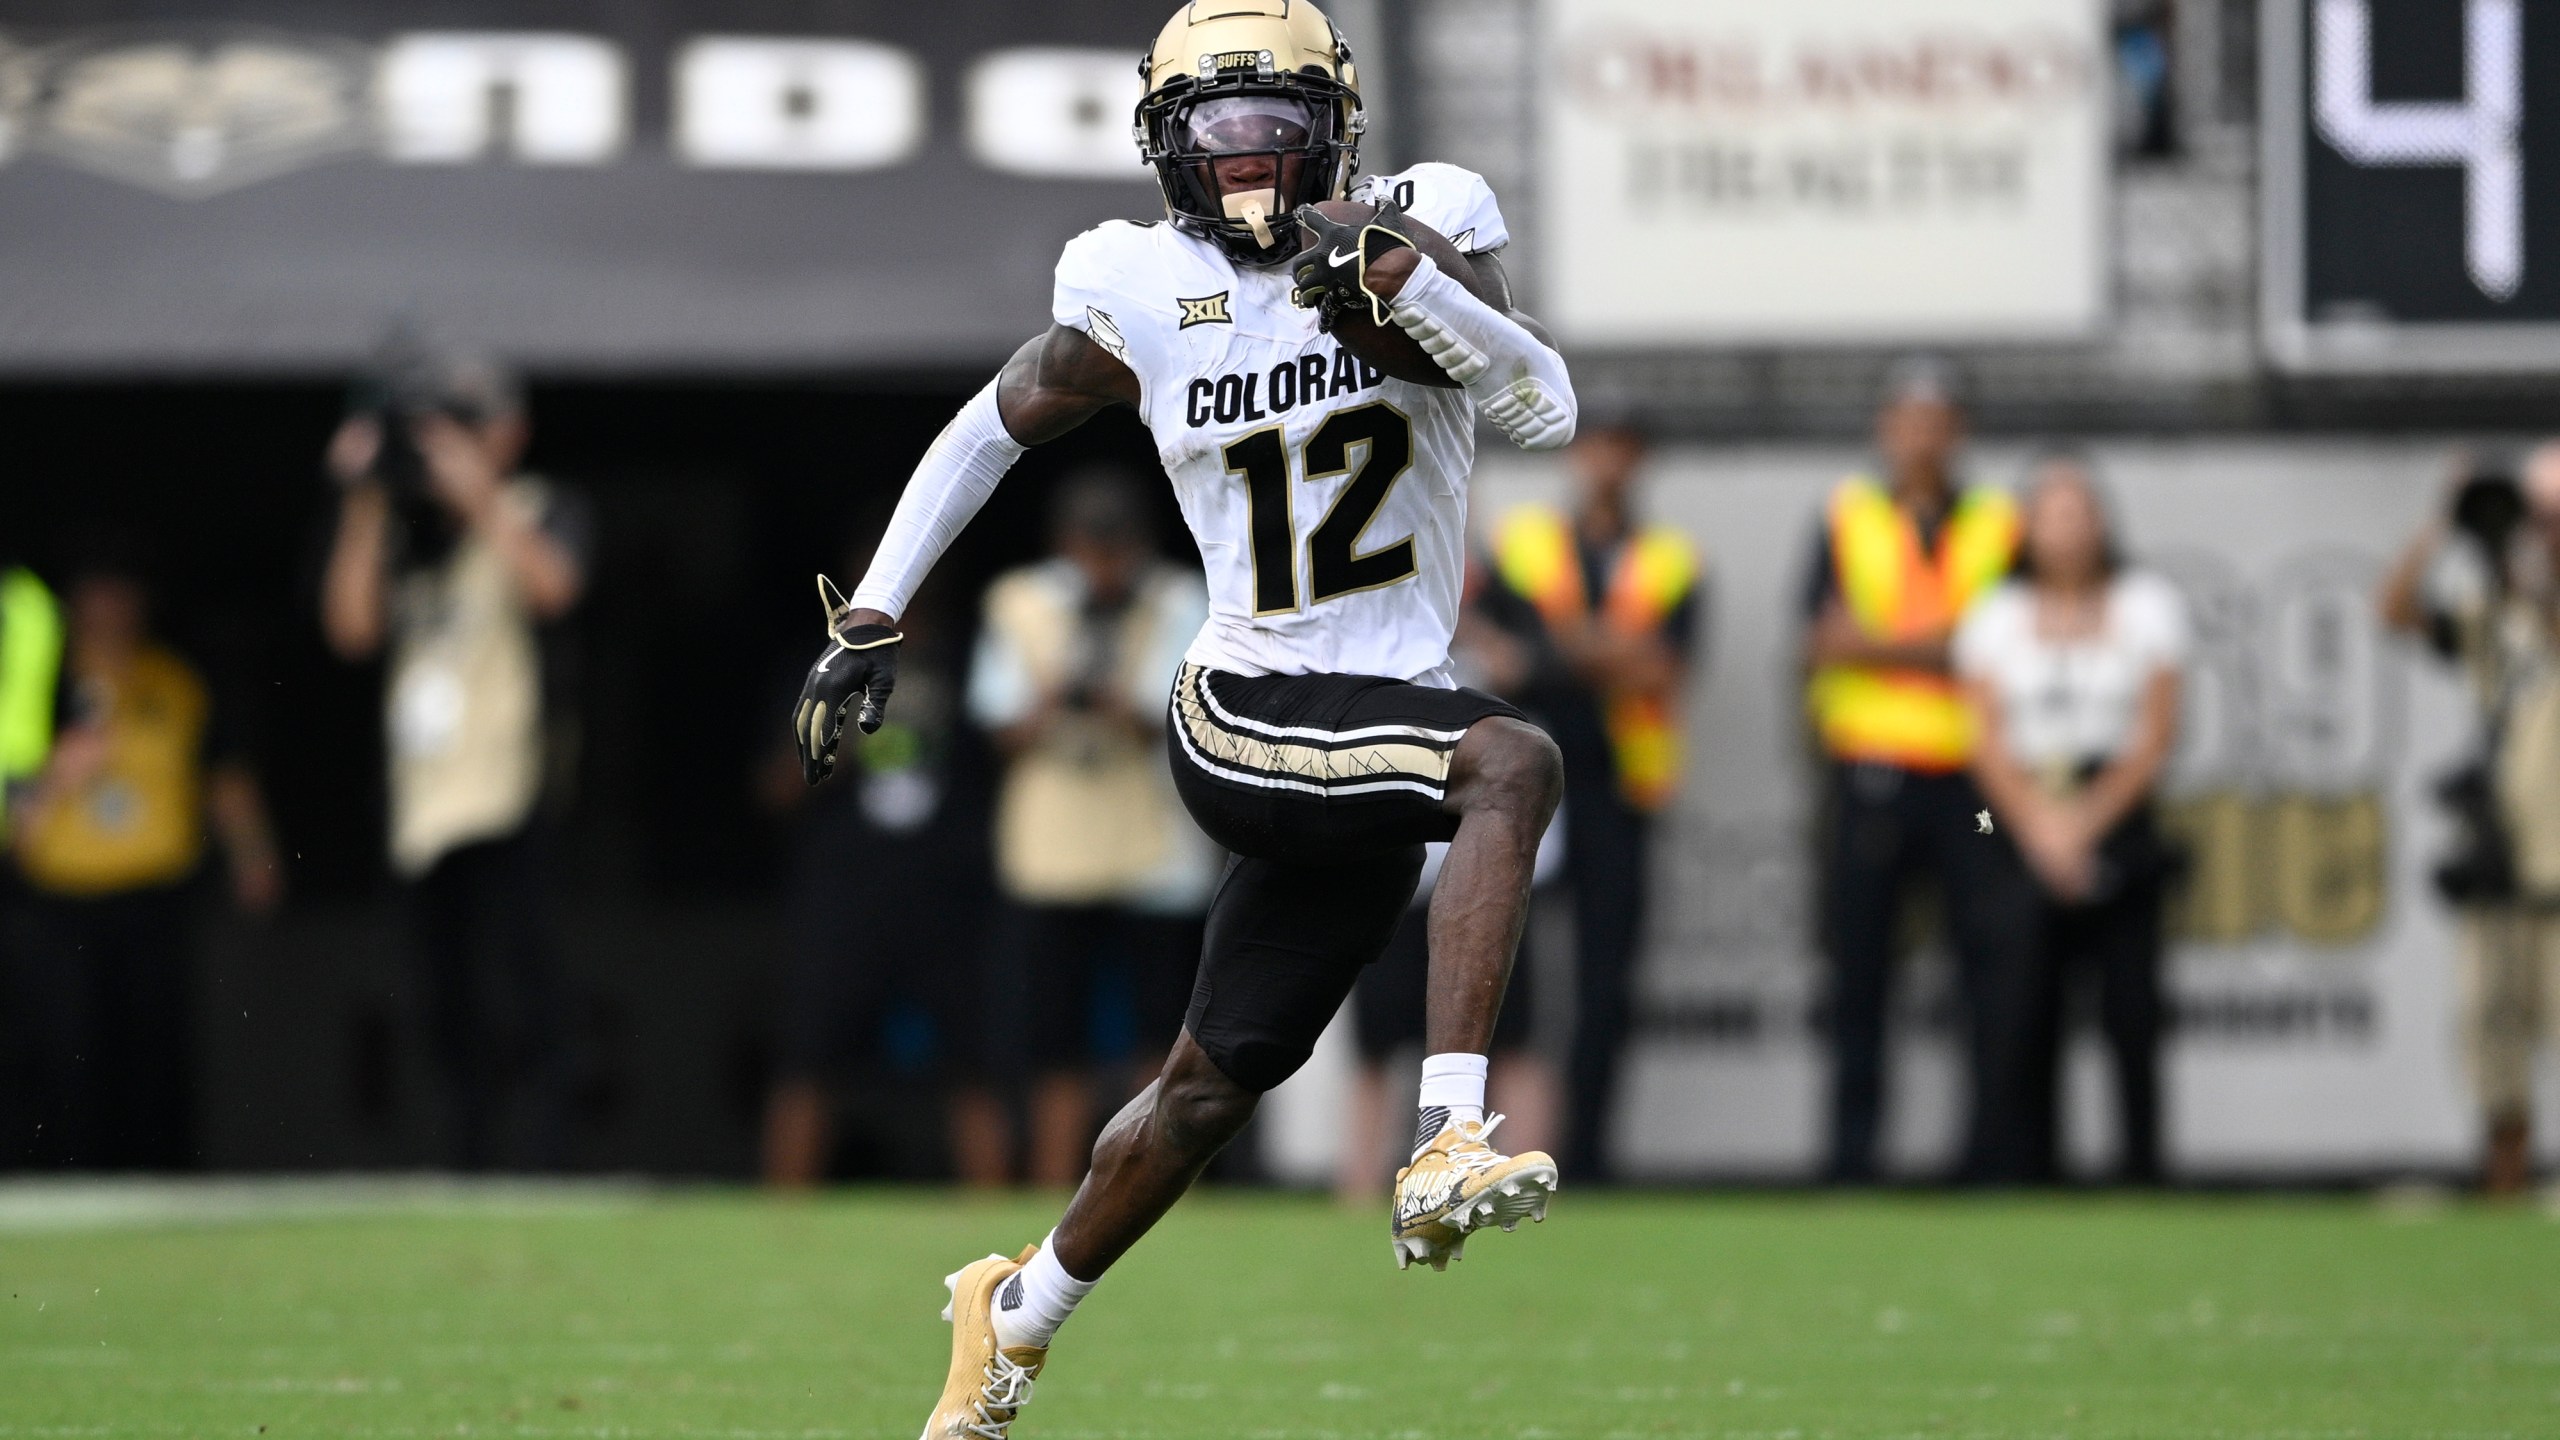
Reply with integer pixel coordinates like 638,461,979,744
1494,506,1699,812
17,646,210,897
0,565,62,830
1806,478,2017,772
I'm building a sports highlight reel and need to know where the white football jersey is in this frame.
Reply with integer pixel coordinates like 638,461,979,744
1051,162,1510,685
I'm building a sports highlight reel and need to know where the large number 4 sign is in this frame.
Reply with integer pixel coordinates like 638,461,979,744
2313,0,2522,300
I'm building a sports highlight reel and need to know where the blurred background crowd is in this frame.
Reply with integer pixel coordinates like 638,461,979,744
3,0,2558,1194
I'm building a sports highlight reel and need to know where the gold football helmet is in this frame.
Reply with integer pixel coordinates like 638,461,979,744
1134,0,1364,265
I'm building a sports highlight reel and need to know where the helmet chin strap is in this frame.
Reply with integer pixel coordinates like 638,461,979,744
1222,187,1280,250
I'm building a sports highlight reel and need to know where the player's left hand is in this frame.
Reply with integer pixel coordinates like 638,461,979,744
792,578,903,787
1291,198,1414,332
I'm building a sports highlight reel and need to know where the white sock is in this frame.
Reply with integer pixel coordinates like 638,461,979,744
1415,1052,1489,1154
989,1232,1095,1350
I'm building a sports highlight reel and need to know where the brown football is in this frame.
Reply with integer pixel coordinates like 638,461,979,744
1294,199,1496,388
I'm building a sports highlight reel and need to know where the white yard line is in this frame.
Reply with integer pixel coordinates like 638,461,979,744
0,1176,649,1233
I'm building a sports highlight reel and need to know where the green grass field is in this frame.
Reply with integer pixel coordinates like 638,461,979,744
2,1185,2554,1438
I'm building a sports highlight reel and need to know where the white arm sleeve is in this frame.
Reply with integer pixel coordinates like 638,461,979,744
847,379,1026,618
1385,255,1577,451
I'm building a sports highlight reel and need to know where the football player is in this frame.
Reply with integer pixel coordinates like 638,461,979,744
791,4,1579,1435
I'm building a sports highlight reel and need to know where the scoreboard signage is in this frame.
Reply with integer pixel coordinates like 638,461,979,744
2264,0,2560,371
0,1,1172,373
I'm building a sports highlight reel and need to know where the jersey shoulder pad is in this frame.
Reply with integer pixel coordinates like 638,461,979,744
1051,221,1184,367
1357,162,1509,254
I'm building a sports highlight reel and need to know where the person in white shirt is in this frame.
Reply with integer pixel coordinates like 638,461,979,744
1954,454,2187,1184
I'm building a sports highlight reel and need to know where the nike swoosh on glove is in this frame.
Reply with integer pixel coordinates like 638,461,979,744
1290,197,1413,333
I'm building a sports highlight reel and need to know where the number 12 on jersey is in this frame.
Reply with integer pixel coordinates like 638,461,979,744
1224,403,1417,615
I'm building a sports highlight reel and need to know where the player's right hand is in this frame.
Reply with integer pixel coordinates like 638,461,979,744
792,577,902,787
1290,196,1413,332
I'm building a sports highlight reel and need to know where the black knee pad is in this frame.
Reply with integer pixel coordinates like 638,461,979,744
1185,849,1424,1093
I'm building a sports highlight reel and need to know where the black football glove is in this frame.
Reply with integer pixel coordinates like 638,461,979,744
1291,197,1415,333
792,576,903,787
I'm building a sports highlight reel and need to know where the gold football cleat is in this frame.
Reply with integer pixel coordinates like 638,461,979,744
1390,1113,1558,1271
920,1247,1047,1440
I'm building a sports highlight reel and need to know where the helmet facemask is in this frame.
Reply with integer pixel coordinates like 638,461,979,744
1139,72,1359,266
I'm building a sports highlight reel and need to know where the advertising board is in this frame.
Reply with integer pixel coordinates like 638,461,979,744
1538,0,2110,346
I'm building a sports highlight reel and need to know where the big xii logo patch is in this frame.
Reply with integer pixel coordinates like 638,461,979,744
1178,292,1232,328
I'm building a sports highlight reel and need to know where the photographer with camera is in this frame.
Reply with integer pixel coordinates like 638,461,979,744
321,352,590,1171
966,469,1214,1185
2381,444,2560,1196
